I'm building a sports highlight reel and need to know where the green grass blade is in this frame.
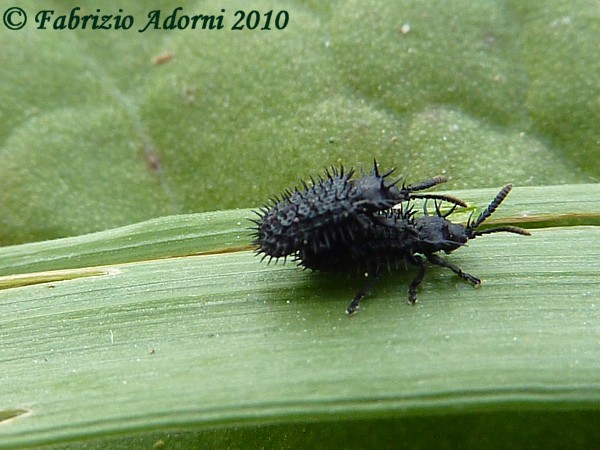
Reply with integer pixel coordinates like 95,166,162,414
1,185,599,448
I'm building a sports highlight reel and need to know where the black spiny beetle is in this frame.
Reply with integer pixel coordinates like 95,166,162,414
250,160,465,262
297,184,531,314
251,162,530,315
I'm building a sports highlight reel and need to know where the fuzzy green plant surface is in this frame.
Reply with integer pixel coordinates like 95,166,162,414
1,184,599,448
0,0,598,245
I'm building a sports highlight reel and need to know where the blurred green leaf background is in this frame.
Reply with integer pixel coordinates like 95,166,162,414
0,0,597,246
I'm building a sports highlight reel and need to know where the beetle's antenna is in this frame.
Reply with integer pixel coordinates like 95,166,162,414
406,176,467,206
467,185,530,237
474,225,531,237
467,185,512,230
407,176,447,192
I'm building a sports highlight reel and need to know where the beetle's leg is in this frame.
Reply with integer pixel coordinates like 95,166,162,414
346,270,383,316
406,253,426,305
426,253,481,285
